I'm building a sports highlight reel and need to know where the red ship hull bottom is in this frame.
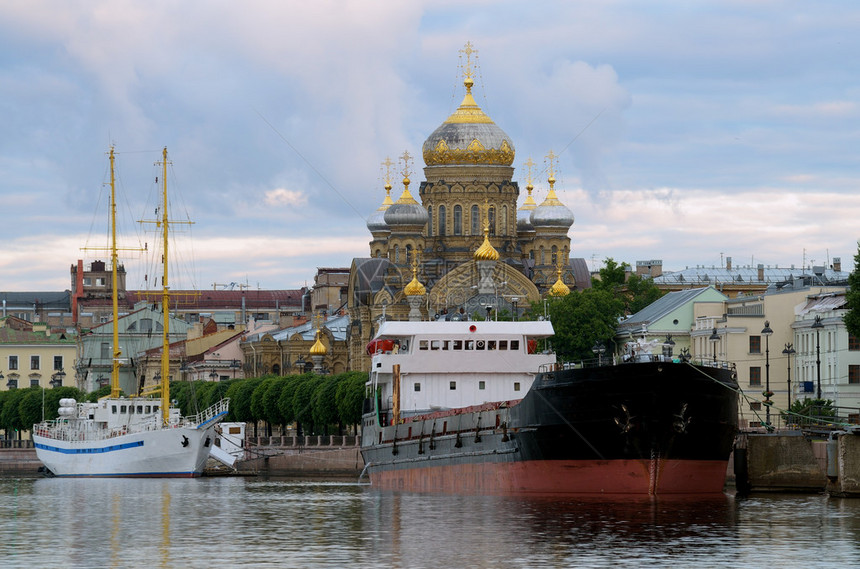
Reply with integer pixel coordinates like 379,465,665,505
371,458,729,495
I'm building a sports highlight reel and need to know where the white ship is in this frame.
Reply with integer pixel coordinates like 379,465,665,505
33,147,229,477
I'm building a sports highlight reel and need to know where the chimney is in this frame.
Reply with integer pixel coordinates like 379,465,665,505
757,263,764,282
833,257,842,272
726,256,732,271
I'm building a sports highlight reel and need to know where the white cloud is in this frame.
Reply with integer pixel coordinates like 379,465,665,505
264,188,307,208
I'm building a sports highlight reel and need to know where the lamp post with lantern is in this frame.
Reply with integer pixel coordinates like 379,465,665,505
761,321,773,425
782,343,795,408
812,315,824,399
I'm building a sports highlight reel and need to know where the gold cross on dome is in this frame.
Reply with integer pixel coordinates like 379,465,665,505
523,157,535,187
546,150,558,179
381,156,394,187
461,41,477,82
399,150,413,179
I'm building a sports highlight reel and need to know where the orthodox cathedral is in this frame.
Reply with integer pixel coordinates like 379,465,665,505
347,43,589,370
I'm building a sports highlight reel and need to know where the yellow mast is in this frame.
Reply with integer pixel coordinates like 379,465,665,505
109,147,122,398
159,147,170,425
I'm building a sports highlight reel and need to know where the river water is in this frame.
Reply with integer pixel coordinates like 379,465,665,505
1,476,858,568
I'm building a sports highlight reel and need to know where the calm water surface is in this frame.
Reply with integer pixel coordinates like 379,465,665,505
1,476,858,568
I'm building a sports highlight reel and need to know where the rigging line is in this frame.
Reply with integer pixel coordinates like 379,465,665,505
254,109,367,221
682,361,851,428
530,108,606,180
532,387,605,460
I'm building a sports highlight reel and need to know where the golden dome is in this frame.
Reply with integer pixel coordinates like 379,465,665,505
474,233,500,261
309,330,327,356
404,255,426,296
549,277,570,297
421,46,515,167
548,265,571,297
404,275,426,296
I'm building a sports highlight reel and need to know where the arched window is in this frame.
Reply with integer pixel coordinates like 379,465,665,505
406,244,413,265
470,205,480,235
551,246,558,266
501,205,508,235
438,205,446,235
539,247,545,265
427,206,433,237
488,207,495,236
393,245,399,264
454,205,462,235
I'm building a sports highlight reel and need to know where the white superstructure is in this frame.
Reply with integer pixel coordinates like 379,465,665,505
368,320,556,417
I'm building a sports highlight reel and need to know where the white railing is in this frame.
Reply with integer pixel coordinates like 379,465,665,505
34,398,230,442
189,398,230,427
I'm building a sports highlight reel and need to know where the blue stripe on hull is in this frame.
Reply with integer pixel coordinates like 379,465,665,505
50,471,200,478
34,441,144,454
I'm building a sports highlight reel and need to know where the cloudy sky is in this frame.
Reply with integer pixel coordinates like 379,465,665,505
2,1,858,292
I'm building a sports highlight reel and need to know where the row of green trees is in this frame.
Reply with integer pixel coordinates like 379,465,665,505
0,372,369,440
0,385,86,438
172,371,367,436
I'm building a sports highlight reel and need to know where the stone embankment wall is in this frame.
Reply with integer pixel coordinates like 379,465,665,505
239,435,364,477
0,445,41,475
734,432,827,493
826,432,860,497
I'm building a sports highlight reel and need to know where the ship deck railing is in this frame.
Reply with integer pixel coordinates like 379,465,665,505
539,355,734,374
189,398,230,428
34,398,230,442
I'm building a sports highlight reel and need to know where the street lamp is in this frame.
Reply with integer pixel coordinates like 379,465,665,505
811,315,824,399
709,328,720,363
50,368,66,388
209,370,219,382
761,321,773,425
662,334,675,359
3,370,16,389
592,342,606,366
782,343,795,408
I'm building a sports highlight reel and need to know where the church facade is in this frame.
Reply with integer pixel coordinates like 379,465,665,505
347,45,581,371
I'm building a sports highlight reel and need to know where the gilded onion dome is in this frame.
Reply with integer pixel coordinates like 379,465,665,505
531,159,574,229
309,330,327,356
421,49,515,167
549,266,571,297
517,180,538,232
367,181,394,233
384,153,428,228
404,257,426,296
474,207,500,261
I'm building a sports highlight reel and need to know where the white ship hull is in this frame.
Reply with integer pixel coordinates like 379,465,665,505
33,425,216,478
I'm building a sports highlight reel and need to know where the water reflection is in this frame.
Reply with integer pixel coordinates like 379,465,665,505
0,478,858,568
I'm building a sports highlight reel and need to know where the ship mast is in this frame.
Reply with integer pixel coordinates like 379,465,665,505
158,147,171,425
109,147,122,398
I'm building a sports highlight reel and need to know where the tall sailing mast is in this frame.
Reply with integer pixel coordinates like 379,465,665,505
141,147,193,424
109,147,122,398
158,147,171,425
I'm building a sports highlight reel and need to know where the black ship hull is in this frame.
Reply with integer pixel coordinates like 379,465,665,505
361,361,739,495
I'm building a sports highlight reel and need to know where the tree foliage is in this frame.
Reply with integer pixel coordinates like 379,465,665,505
591,257,665,315
336,372,368,431
844,241,860,339
293,376,324,434
592,258,628,292
533,288,625,361
312,376,341,435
